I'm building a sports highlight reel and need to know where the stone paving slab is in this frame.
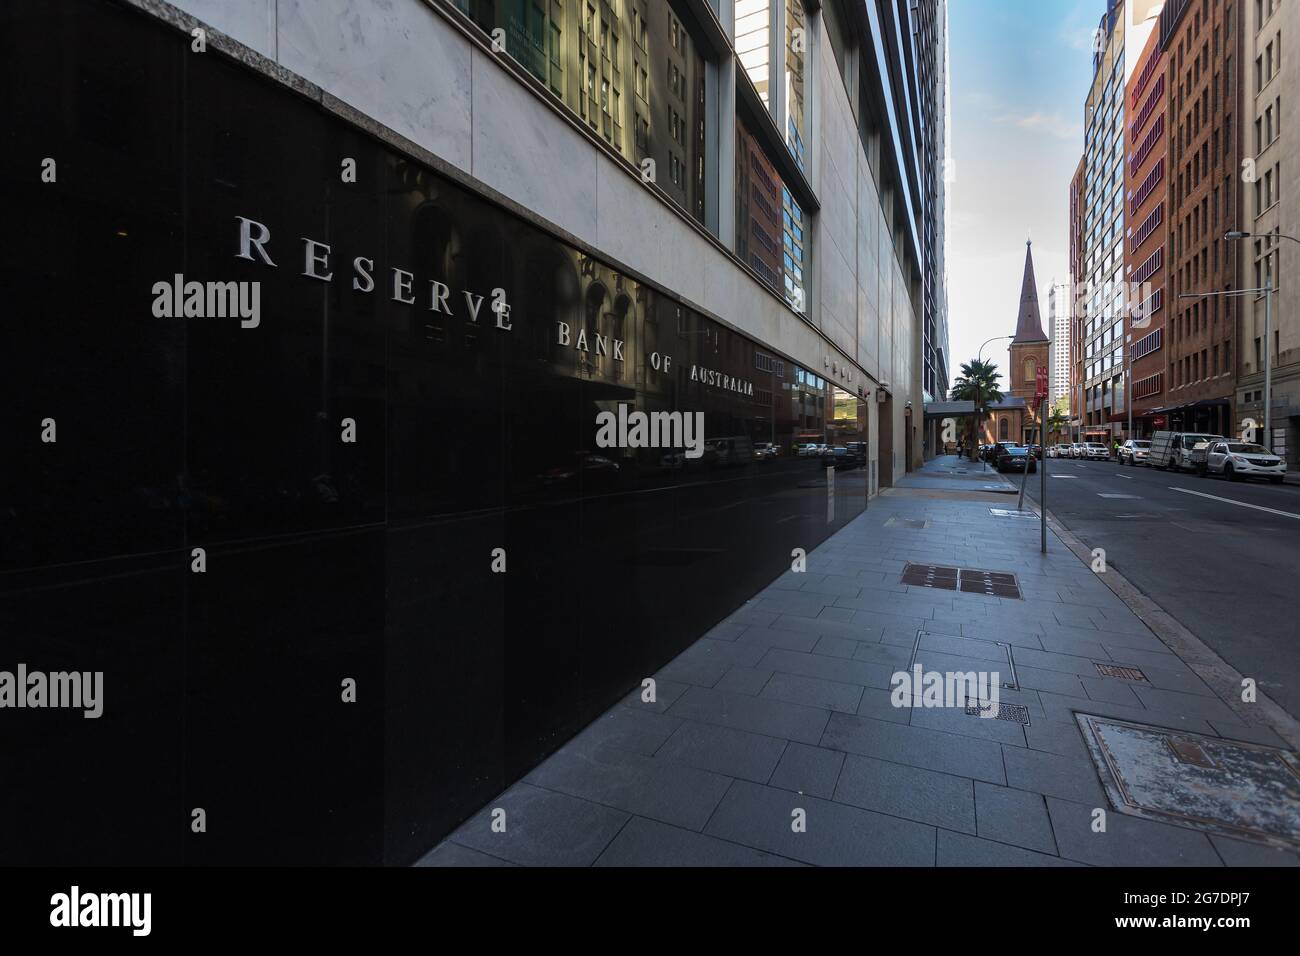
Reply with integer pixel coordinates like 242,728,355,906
426,457,1300,866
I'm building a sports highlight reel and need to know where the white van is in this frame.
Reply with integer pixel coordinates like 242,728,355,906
1149,431,1226,472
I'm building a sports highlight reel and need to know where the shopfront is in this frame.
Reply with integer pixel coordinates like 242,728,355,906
0,0,866,865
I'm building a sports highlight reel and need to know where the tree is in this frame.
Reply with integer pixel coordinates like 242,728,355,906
950,360,1003,461
1045,409,1070,445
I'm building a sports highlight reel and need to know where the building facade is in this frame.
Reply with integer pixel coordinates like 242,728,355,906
1074,0,1164,444
914,0,952,459
1068,156,1087,439
1124,22,1170,437
1008,243,1051,444
1049,281,1071,408
0,0,941,865
1238,0,1298,465
1158,0,1241,437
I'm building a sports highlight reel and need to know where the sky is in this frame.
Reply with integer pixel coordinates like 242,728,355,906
944,0,1103,389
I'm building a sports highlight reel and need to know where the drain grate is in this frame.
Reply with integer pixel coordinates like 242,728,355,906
1095,662,1148,682
965,700,1031,725
959,568,1023,599
1078,715,1300,848
901,564,1022,599
901,563,958,590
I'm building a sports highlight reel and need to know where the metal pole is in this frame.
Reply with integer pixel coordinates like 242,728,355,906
1264,274,1273,452
1041,397,1047,554
1126,347,1132,444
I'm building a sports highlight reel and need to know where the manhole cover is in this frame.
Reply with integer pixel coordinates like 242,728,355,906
1096,663,1148,682
958,568,1022,600
966,700,1031,725
885,517,931,529
1077,715,1300,848
901,564,959,590
989,508,1036,518
901,565,1022,600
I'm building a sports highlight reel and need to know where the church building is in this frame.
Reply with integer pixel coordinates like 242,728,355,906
987,240,1050,446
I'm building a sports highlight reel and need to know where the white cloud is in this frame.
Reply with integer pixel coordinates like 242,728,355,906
995,111,1082,141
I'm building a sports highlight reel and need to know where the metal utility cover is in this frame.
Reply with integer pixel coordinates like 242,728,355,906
1077,715,1300,848
1095,663,1148,682
965,700,1031,725
959,568,1022,600
901,563,958,590
886,516,931,529
901,565,1022,600
989,508,1036,518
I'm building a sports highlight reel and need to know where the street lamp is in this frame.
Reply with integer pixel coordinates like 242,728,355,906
1218,230,1298,451
971,335,1013,465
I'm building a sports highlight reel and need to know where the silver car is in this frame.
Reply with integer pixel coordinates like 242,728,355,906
1198,441,1286,483
1118,439,1151,466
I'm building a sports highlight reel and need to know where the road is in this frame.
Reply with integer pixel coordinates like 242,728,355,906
1017,456,1300,721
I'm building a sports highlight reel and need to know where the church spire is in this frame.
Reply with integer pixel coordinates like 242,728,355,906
1013,239,1048,344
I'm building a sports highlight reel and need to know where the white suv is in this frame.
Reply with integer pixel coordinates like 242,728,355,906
1199,441,1286,483
1084,442,1110,460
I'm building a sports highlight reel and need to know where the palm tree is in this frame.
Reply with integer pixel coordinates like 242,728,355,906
1046,410,1070,445
950,359,1003,461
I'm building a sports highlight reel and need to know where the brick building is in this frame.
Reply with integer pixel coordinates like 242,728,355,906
1158,0,1242,436
1125,23,1170,436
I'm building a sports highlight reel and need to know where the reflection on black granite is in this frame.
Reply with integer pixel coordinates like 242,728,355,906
0,0,867,865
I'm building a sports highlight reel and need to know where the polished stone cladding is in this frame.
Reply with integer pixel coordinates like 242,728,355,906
0,0,866,864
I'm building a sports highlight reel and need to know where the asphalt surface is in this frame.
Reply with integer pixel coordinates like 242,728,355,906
1016,455,1300,721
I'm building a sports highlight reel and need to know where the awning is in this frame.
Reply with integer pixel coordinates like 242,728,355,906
923,400,976,419
1158,398,1231,413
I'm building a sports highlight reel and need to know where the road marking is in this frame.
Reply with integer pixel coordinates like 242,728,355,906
1051,475,1078,479
1169,486,1300,521
1098,493,1140,499
1115,474,1134,479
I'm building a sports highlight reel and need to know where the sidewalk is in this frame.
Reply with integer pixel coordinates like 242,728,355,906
420,456,1300,867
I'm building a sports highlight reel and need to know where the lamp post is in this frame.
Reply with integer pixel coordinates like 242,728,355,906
1223,231,1298,452
973,335,1014,466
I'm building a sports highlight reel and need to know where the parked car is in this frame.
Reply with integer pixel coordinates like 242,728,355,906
822,446,864,470
1026,444,1044,460
995,445,1037,474
1118,439,1152,466
1193,440,1287,483
753,442,776,460
796,443,820,457
704,436,753,467
538,452,621,489
1053,444,1072,459
1083,442,1110,460
1068,443,1085,458
1149,431,1226,472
